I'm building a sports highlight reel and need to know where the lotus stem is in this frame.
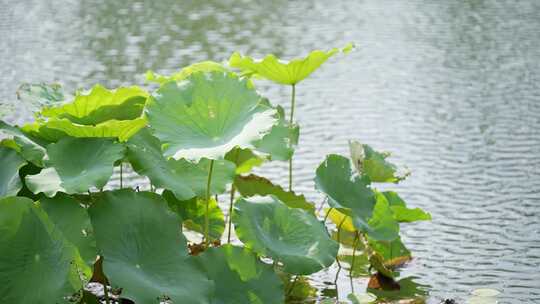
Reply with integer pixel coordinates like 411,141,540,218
335,216,347,269
204,159,215,247
227,184,236,244
323,207,333,223
350,232,360,278
288,84,296,192
102,282,110,304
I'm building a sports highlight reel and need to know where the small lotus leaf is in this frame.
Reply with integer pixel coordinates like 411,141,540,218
88,189,213,304
229,43,353,85
349,140,409,183
26,137,125,197
146,61,228,84
233,195,338,274
382,191,431,222
145,71,277,161
195,244,284,304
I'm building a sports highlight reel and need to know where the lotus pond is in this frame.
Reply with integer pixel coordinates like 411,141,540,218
2,1,540,304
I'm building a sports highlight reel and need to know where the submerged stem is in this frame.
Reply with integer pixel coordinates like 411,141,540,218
288,84,296,192
204,159,215,247
227,184,236,244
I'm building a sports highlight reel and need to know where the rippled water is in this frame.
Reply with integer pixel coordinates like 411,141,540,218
2,0,540,303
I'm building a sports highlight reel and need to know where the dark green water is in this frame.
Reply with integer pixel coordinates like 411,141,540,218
1,1,539,303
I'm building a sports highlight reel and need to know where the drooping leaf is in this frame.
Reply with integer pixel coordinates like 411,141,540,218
22,117,147,142
146,61,229,84
234,174,314,210
315,154,376,229
382,191,431,223
26,137,125,197
195,244,284,304
253,105,299,161
0,120,47,166
163,190,225,240
368,237,411,268
233,196,338,274
40,193,97,267
88,189,213,304
145,71,277,161
349,140,409,183
41,85,148,125
228,43,354,85
361,192,400,242
224,147,265,174
17,82,65,112
0,146,26,198
0,196,82,304
127,129,236,200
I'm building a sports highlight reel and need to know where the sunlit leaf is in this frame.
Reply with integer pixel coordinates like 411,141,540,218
145,71,277,161
229,43,354,85
41,85,148,125
382,191,431,223
163,190,225,241
224,147,265,174
0,146,26,198
233,196,338,274
26,137,125,197
0,120,47,166
349,140,409,183
127,129,236,200
195,244,284,304
253,105,299,161
146,61,228,84
0,196,82,304
88,189,213,304
17,83,65,112
234,174,314,210
360,192,400,242
40,193,97,267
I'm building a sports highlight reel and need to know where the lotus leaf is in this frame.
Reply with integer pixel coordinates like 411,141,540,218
382,191,431,222
146,61,228,84
234,174,314,210
26,137,125,197
362,192,400,241
17,82,65,112
228,43,353,85
127,129,236,200
0,146,26,198
163,190,225,240
145,71,277,160
195,244,284,304
88,189,213,304
233,195,338,274
0,196,82,304
349,140,408,183
1,120,47,166
224,147,265,174
253,105,299,161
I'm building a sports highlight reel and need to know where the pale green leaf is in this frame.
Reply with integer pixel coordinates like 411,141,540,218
0,146,26,198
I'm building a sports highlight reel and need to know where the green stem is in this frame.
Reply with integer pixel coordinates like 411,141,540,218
323,206,333,223
227,184,236,244
102,282,111,304
204,159,215,247
350,232,360,277
335,217,347,269
288,84,296,192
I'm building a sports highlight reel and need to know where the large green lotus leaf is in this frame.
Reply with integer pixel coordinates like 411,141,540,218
40,193,97,267
315,154,376,229
349,140,409,183
163,190,225,240
26,137,125,197
195,245,284,304
146,61,228,85
224,147,265,174
253,105,299,161
22,117,147,142
0,196,82,304
145,71,277,161
382,191,431,223
1,120,47,166
127,129,236,200
0,146,26,198
228,43,354,85
17,82,65,112
88,189,213,304
41,85,148,125
234,174,314,211
233,196,338,275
